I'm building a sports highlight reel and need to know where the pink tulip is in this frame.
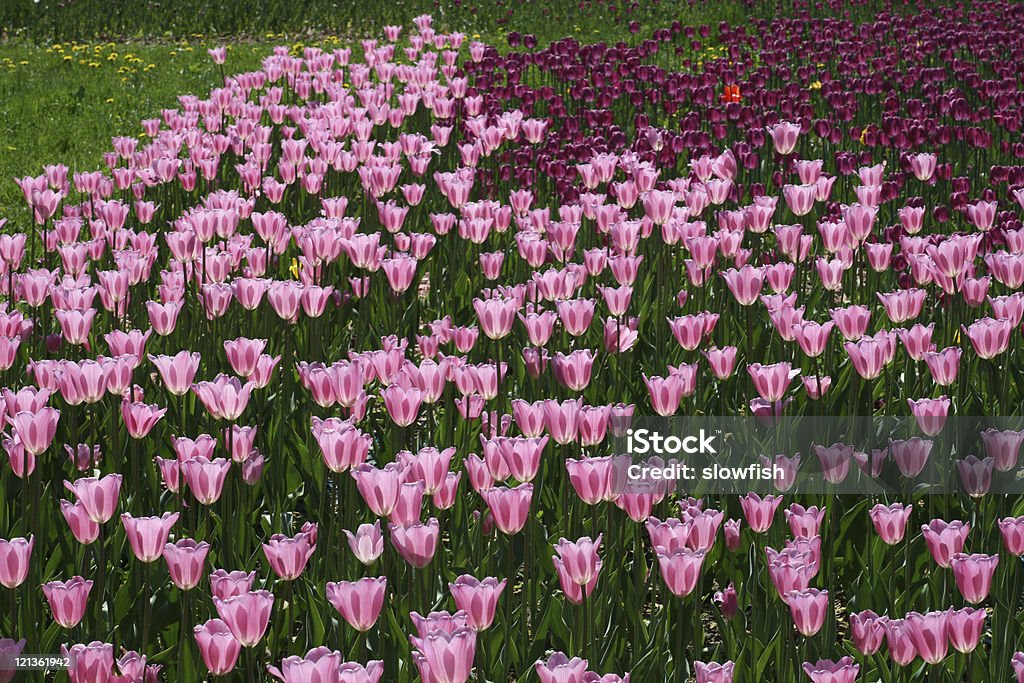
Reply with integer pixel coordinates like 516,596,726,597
643,374,685,416
481,483,533,535
121,512,179,563
999,516,1024,556
739,492,783,533
921,520,969,568
982,429,1024,472
947,607,985,653
962,317,1012,359
956,455,993,497
326,577,387,631
891,437,933,478
0,638,26,683
556,298,596,336
907,610,950,664
64,474,122,523
344,521,385,565
785,504,825,538
713,582,738,619
536,653,590,683
149,351,201,396
566,456,617,504
655,546,705,597
410,627,476,683
850,610,885,656
785,588,829,636
747,362,798,403
60,500,100,545
908,152,937,181
552,350,596,392
65,443,102,472
263,528,316,581
11,408,59,456
224,338,268,378
473,296,519,340
883,618,918,665
163,539,211,590
54,308,95,345
209,570,256,600
267,647,343,683
182,456,232,505
552,535,603,604
783,184,817,216
147,300,184,336
0,536,33,588
768,121,801,155
544,398,582,444
922,347,960,386
410,610,469,638
813,443,853,484
380,384,423,427
869,503,912,544
120,399,166,438
42,576,92,628
352,463,402,517
721,266,765,306
192,375,254,421
802,657,858,683
388,518,439,568
449,575,506,630
951,552,999,604
213,590,275,647
844,337,891,379
62,641,114,683
315,423,371,473
724,519,742,551
694,661,734,683
194,618,241,675
339,660,384,683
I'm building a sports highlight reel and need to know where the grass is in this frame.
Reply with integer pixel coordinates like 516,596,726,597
0,39,273,218
1,0,742,44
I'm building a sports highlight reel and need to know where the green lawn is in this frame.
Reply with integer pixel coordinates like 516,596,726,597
0,39,272,218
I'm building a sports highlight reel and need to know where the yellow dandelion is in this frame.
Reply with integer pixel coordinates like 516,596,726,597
105,98,114,103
